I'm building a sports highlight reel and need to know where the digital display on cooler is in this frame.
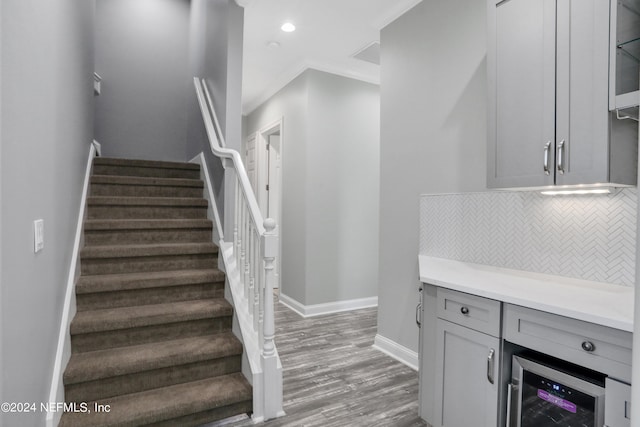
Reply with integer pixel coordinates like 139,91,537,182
537,389,578,413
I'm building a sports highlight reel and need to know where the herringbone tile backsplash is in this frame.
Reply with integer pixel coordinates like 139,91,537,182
420,189,637,287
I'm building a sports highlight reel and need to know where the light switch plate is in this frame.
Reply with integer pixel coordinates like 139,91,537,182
34,219,44,253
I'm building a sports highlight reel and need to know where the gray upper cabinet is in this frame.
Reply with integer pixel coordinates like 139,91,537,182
487,0,638,189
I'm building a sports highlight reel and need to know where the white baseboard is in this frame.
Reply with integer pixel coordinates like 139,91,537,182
46,143,96,427
279,293,378,318
373,334,419,371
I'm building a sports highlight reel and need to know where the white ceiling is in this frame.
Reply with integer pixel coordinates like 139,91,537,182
241,0,423,115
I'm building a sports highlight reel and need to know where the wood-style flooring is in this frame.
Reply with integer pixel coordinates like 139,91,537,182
207,296,428,427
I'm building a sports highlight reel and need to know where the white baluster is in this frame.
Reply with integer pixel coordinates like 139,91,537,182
262,218,277,358
261,218,282,419
243,197,250,297
234,176,240,261
248,222,255,325
252,229,259,331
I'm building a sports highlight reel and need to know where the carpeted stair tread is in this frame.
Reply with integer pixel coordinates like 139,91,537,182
76,269,225,294
84,218,213,231
64,333,242,384
88,196,208,207
59,373,252,427
81,242,218,259
94,157,200,171
91,174,204,188
70,299,233,335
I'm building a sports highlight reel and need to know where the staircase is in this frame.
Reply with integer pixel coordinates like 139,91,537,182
59,157,252,427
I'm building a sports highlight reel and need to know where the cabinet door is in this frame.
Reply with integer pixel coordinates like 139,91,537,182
487,0,556,188
555,0,610,185
434,319,500,427
605,378,631,427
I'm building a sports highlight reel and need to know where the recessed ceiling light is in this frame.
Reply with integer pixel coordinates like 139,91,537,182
281,22,296,33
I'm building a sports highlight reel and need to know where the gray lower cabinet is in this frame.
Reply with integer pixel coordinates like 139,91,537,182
420,286,634,427
433,319,500,427
605,378,632,427
428,288,502,427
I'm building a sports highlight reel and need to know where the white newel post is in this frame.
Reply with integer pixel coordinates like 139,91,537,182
261,218,283,419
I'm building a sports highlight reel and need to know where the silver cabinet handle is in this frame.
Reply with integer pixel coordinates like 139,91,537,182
557,140,565,174
581,341,595,352
543,141,552,175
416,286,422,327
487,348,495,384
460,306,470,315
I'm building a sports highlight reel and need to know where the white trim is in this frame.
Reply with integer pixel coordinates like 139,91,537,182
279,293,378,318
92,139,101,156
243,63,380,116
45,143,96,427
373,334,419,371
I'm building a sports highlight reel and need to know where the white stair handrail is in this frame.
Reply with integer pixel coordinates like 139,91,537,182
194,77,265,236
193,77,283,422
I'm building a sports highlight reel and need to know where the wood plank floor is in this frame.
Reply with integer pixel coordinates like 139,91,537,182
207,296,428,427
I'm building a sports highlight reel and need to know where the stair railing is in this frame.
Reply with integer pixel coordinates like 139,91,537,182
193,77,283,421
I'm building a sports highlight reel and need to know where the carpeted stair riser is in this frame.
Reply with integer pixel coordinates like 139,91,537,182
65,355,242,403
76,282,224,311
71,317,233,353
92,165,201,180
91,183,204,198
59,373,252,427
75,269,226,294
81,253,217,275
88,204,207,220
92,158,201,180
90,175,204,198
146,400,253,427
84,219,213,245
85,228,212,246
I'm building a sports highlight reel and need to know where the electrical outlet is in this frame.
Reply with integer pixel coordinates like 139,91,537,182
34,219,44,253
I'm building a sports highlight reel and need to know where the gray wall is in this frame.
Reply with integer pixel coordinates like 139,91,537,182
244,73,309,303
245,69,380,307
186,0,244,238
378,0,487,353
1,0,95,425
94,0,190,161
306,70,380,304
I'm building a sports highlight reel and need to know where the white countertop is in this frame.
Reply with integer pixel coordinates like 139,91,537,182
419,255,635,333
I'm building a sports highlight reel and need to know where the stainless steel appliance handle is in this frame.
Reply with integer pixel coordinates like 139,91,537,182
487,348,495,384
506,384,515,427
557,140,565,174
543,141,552,175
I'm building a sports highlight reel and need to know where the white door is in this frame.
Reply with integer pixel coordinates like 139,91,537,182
245,125,283,289
266,133,282,288
245,133,258,193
